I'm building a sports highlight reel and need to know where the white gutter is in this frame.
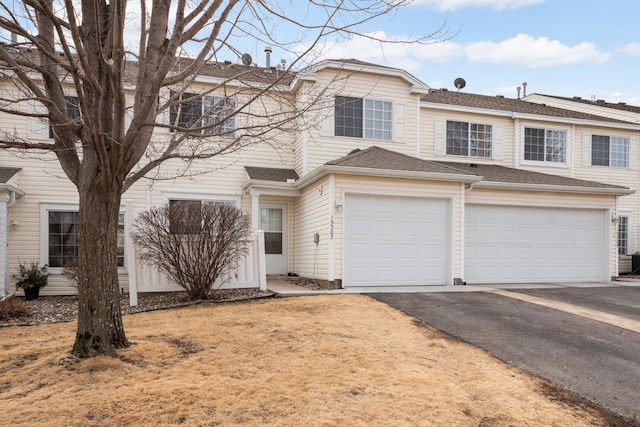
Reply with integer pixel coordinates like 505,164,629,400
294,165,482,190
0,184,24,207
474,180,635,196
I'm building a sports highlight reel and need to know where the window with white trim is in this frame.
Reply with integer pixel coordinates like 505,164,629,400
334,96,392,141
169,92,235,137
167,196,239,235
592,135,629,168
43,205,125,268
524,127,566,163
49,96,80,139
446,120,492,157
618,215,630,256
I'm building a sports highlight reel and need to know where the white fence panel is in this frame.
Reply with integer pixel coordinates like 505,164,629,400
126,201,266,306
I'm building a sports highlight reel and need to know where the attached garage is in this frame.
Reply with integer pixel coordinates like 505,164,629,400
343,194,449,287
465,205,608,283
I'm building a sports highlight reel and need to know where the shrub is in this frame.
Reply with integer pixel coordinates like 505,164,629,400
132,202,250,300
61,259,79,288
0,295,29,320
13,261,49,290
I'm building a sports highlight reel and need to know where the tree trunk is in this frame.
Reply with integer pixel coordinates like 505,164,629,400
72,187,129,357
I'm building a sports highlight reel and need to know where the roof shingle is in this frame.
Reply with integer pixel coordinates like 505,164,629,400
0,167,20,184
421,90,635,124
244,166,299,182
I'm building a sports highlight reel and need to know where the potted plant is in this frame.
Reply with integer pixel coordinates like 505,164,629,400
13,261,49,300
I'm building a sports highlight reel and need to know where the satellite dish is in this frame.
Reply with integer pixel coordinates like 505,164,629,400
454,77,466,91
241,53,252,66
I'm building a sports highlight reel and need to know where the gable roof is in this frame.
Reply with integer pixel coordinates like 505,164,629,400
244,166,299,182
421,89,637,125
435,161,630,193
0,167,20,184
326,146,475,176
294,59,430,94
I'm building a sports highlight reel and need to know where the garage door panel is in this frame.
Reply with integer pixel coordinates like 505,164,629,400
345,195,448,287
465,205,606,283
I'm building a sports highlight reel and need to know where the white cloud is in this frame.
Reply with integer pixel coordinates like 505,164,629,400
413,0,544,12
295,32,610,72
617,43,640,57
465,34,610,67
605,92,640,106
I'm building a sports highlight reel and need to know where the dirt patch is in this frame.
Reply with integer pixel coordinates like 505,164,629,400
0,294,636,426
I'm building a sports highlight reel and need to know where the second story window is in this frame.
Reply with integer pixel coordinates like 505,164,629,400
49,96,80,139
592,135,629,167
169,92,235,137
524,127,566,164
446,120,492,157
335,96,392,141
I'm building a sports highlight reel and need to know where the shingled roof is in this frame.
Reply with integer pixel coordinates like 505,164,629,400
421,89,635,124
436,161,629,191
326,146,477,176
245,166,299,182
3,48,296,87
322,147,628,193
0,167,20,184
531,93,640,114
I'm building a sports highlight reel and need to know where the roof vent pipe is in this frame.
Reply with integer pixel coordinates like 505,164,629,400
517,86,521,99
522,81,527,97
264,46,272,69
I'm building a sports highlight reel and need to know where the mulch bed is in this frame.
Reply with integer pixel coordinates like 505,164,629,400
0,288,275,327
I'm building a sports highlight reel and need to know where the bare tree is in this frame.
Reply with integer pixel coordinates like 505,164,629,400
0,1,446,357
132,202,250,300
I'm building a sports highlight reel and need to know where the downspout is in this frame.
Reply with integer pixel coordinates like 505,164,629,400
416,95,421,157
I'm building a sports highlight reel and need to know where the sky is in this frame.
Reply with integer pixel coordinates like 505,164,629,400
3,1,639,104
254,0,640,104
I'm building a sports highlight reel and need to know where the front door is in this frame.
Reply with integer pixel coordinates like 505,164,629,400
260,203,288,275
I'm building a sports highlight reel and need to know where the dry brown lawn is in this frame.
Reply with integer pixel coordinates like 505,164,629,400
0,295,630,426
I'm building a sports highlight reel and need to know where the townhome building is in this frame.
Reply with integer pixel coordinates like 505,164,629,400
1,56,638,295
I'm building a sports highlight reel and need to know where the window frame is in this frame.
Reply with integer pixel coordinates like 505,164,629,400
618,214,631,256
334,95,393,141
591,134,629,168
49,96,81,139
169,92,236,136
40,204,127,273
445,120,493,158
164,194,241,236
522,125,569,166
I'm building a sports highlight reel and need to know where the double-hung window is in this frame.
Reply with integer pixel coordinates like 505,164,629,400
592,135,629,167
446,120,492,157
335,96,392,141
43,205,125,269
49,96,80,139
618,215,630,256
169,92,235,136
524,127,567,163
168,196,239,235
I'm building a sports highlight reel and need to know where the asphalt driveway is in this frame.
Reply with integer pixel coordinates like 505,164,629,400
369,284,640,423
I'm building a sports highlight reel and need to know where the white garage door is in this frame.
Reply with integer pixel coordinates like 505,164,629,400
344,195,448,287
465,205,607,283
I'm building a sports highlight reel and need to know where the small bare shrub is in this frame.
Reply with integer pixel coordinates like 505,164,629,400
0,295,29,320
132,202,250,300
61,259,79,288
